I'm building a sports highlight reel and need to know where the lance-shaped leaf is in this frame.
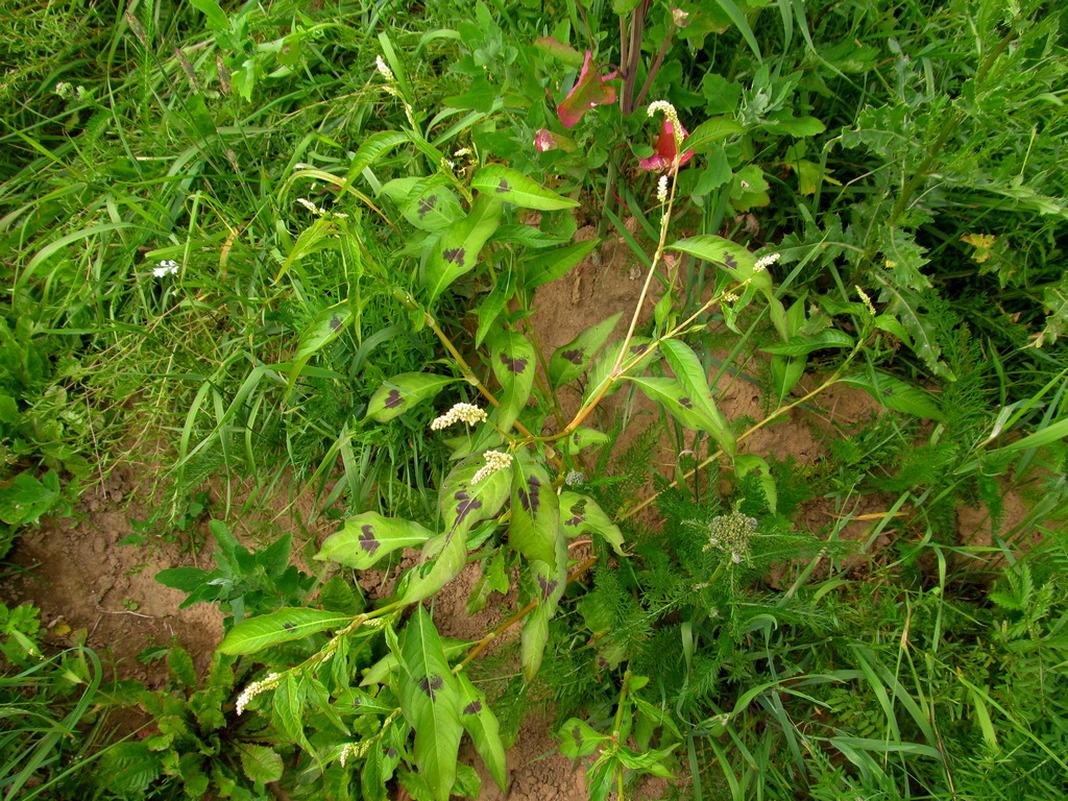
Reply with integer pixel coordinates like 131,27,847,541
660,339,733,454
457,673,507,791
522,239,598,290
273,673,314,754
558,718,610,759
346,130,409,184
439,456,512,537
627,375,737,455
549,313,622,389
770,353,806,403
508,461,560,567
557,51,617,128
367,372,458,423
533,36,584,69
487,331,536,433
400,532,468,605
287,304,352,394
559,491,625,554
521,544,567,681
475,265,516,348
398,608,464,801
218,607,354,656
424,195,502,302
471,165,578,211
381,177,464,232
566,426,611,455
315,512,434,569
582,337,654,407
840,372,943,421
762,329,855,356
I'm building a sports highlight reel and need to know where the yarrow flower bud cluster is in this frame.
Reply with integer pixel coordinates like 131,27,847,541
430,403,487,430
471,450,513,484
703,510,759,565
235,672,282,715
152,260,179,277
754,252,781,272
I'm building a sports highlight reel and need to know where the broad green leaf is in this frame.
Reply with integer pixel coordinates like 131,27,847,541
559,491,625,554
523,239,599,290
548,313,622,388
424,195,502,302
660,339,733,452
582,337,654,407
457,674,507,790
287,304,352,393
218,607,353,655
381,177,464,232
486,331,536,433
188,0,228,30
566,426,611,455
400,532,468,605
840,372,943,420
366,372,458,423
532,36,584,68
467,548,509,614
761,329,855,356
236,743,283,784
686,116,747,152
508,461,560,567
399,608,463,801
475,264,516,348
769,354,806,403
346,130,410,183
316,512,435,569
273,673,314,754
762,115,826,136
439,456,513,537
471,165,578,211
668,235,772,294
520,602,550,681
628,375,737,455
558,718,610,759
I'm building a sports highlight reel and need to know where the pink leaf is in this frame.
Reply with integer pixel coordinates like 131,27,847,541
638,118,695,172
556,51,617,129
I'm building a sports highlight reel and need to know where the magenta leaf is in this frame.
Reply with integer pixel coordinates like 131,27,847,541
557,51,617,129
638,118,695,171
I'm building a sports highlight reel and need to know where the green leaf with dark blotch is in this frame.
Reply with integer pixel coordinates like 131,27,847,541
398,608,463,801
237,743,284,784
316,512,434,569
508,461,560,567
667,235,772,297
685,116,747,152
487,331,536,433
472,165,579,211
762,329,855,356
559,491,625,554
424,194,502,302
840,372,943,420
549,313,622,389
273,673,314,754
218,607,353,655
457,673,507,790
287,304,353,394
390,180,464,232
628,376,738,454
367,372,458,423
400,532,468,604
346,130,410,184
583,337,653,407
558,718,610,759
520,602,550,681
439,456,512,537
660,339,734,454
475,266,516,348
523,239,599,290
566,426,611,455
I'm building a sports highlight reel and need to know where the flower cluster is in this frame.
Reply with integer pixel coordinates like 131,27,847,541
430,403,487,430
235,672,282,715
152,260,179,277
339,740,370,767
856,285,876,316
703,510,759,565
471,450,513,484
374,55,394,83
754,252,781,272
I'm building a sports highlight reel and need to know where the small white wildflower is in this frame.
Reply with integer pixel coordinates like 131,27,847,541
656,174,669,204
375,55,394,82
54,82,73,99
754,252,781,272
296,197,324,215
235,672,281,715
152,260,179,277
454,147,472,158
430,403,487,430
471,450,513,484
721,291,740,303
856,285,876,316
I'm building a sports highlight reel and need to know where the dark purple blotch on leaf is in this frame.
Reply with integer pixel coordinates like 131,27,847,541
537,574,559,600
630,343,649,355
283,622,296,631
561,348,584,365
463,700,483,715
329,314,343,332
417,196,437,218
384,389,403,409
499,353,529,374
418,674,444,700
564,515,584,527
679,397,693,409
385,747,398,759
358,524,379,556
723,253,737,269
572,725,584,747
443,247,466,265
517,475,541,515
454,490,482,528
496,179,511,193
